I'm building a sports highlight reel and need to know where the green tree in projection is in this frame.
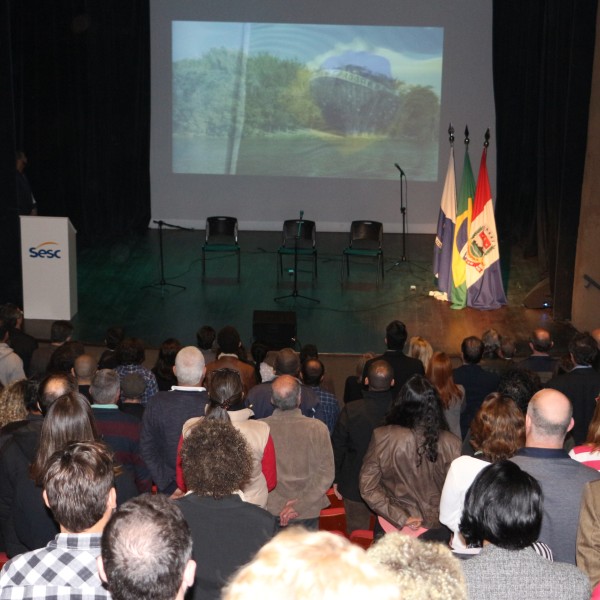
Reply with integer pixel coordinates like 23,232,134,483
243,53,309,135
279,67,325,131
173,48,241,137
396,85,440,141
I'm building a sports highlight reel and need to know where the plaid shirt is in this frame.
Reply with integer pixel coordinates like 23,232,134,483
0,533,110,600
114,364,158,405
310,386,340,434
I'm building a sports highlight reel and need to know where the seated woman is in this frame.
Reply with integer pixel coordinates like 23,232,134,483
177,418,276,600
151,337,181,391
359,374,461,536
460,460,590,599
570,398,600,470
439,393,525,554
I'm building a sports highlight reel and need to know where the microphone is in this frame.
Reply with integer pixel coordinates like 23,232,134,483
394,163,405,176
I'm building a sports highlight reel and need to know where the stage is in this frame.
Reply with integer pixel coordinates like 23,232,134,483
21,228,569,359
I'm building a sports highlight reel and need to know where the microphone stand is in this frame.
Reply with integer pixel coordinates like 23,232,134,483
389,164,408,269
142,220,190,295
274,213,319,304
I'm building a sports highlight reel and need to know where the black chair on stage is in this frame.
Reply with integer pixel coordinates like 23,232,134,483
341,220,384,285
277,219,318,282
202,216,240,282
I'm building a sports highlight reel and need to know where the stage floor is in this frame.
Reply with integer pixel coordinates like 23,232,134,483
43,229,573,356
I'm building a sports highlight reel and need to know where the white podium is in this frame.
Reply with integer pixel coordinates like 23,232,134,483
20,216,78,320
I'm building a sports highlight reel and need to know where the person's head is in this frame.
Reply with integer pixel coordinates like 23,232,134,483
0,303,23,331
48,340,85,374
592,328,600,350
500,337,516,359
409,336,433,370
529,328,553,353
99,494,195,600
37,372,78,415
31,392,99,485
367,532,466,600
470,393,525,461
365,359,394,392
426,352,461,410
300,343,319,363
50,320,74,344
481,329,501,358
222,528,401,600
355,352,375,379
385,320,408,351
72,354,97,382
569,332,598,366
526,388,574,446
273,348,301,376
585,400,600,449
497,368,541,414
116,338,146,366
196,326,216,350
301,358,324,387
154,338,182,378
386,374,447,464
181,418,252,498
271,374,301,411
173,346,205,387
90,369,121,405
217,326,241,354
16,150,27,172
42,441,116,534
459,460,542,550
120,373,145,402
206,368,244,419
461,336,484,364
104,326,124,351
0,379,29,428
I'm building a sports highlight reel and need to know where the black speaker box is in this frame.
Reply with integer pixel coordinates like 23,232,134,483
252,310,297,350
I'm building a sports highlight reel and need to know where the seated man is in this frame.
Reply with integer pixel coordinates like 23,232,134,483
0,441,116,599
99,494,196,600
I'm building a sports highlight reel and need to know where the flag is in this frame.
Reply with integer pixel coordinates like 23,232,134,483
433,146,456,297
465,146,507,309
450,147,475,309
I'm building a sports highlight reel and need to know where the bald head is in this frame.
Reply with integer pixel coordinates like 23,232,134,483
526,388,573,446
271,375,301,411
174,347,206,387
591,329,600,348
73,354,97,382
529,328,553,354
365,360,394,392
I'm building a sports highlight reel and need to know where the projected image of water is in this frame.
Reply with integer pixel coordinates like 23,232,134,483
172,22,443,180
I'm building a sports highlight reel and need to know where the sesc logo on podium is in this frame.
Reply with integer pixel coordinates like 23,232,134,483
29,241,62,259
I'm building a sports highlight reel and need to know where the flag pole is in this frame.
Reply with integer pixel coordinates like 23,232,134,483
464,125,470,148
449,123,455,146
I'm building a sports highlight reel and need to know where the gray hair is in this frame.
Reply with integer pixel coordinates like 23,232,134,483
90,369,121,405
175,347,205,386
271,375,301,411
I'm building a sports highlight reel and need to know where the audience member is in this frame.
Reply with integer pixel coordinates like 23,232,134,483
454,336,500,437
300,343,336,396
427,351,465,439
176,367,276,508
546,332,600,444
332,360,395,534
246,348,324,421
196,325,216,365
408,336,433,371
90,369,151,493
0,304,37,374
263,375,334,529
114,337,158,405
570,398,600,470
221,528,401,600
460,460,590,599
250,341,272,383
118,373,145,418
72,353,96,402
360,374,461,537
0,317,25,387
518,328,559,382
29,320,73,378
367,532,467,600
343,352,374,403
511,388,600,563
0,441,116,599
98,326,124,369
440,393,525,554
140,346,208,494
152,338,182,391
300,358,339,433
576,479,600,590
177,418,276,600
0,379,28,431
363,320,424,393
204,326,256,394
99,494,196,600
47,340,85,374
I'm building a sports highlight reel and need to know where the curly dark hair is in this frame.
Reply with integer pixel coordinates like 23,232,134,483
181,419,252,499
385,374,448,465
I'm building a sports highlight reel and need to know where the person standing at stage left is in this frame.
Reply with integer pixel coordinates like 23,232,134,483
16,151,37,216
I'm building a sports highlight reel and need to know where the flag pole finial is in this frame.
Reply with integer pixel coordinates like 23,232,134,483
464,125,470,147
484,128,490,148
448,123,454,145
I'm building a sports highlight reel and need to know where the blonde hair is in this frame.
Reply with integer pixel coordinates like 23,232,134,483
409,337,433,371
0,379,28,428
222,528,401,600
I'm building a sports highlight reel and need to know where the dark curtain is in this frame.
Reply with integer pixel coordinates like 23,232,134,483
493,0,597,319
7,0,150,242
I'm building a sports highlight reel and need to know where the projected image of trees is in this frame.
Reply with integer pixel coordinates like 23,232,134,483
172,22,443,180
